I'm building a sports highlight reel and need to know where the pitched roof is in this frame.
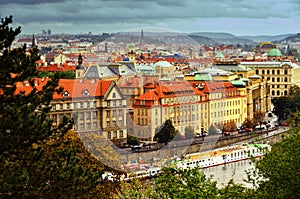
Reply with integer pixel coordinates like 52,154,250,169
14,78,112,99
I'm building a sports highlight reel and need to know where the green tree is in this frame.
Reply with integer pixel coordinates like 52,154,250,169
253,110,265,126
246,129,300,198
242,118,255,129
117,166,247,198
0,16,116,198
127,135,140,146
154,119,176,145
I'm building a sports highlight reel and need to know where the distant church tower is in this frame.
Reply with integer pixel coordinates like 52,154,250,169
76,54,85,78
31,34,37,48
139,29,144,51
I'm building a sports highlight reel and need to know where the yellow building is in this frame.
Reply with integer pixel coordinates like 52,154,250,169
49,79,128,145
241,60,300,98
132,81,206,141
189,81,247,128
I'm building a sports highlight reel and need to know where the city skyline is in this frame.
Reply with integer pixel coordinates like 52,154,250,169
1,0,300,36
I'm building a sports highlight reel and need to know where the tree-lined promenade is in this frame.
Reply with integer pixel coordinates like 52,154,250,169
1,16,300,198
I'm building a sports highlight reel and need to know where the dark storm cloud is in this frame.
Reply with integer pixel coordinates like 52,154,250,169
0,0,299,34
0,0,66,5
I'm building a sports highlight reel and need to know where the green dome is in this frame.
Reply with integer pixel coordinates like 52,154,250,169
268,48,282,57
129,42,135,49
215,51,224,58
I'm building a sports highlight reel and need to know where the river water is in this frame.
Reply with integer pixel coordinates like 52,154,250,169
201,159,256,188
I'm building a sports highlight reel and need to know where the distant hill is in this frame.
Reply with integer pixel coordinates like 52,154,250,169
189,32,254,45
278,33,300,43
239,34,295,42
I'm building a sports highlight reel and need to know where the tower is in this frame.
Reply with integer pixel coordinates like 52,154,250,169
76,54,85,78
31,34,37,48
139,29,144,51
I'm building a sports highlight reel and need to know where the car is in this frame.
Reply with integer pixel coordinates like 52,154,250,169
224,131,231,136
216,129,222,134
255,124,266,131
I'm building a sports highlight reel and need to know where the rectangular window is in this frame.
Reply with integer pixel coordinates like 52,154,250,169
119,100,122,106
66,103,70,109
113,110,116,117
80,123,84,130
93,122,97,128
118,110,122,116
93,101,97,107
119,130,123,138
93,111,97,119
79,112,84,121
107,131,111,139
112,120,116,127
86,123,91,129
80,102,84,109
86,112,91,120
107,101,110,107
106,121,110,127
106,110,110,117
113,131,117,138
52,114,57,122
113,101,117,107
52,104,56,111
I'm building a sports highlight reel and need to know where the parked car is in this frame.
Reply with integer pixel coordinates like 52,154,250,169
224,131,231,136
255,124,266,131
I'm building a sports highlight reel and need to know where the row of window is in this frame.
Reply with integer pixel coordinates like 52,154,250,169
106,109,123,117
265,77,289,82
256,68,288,75
52,101,97,111
106,120,123,128
107,130,124,139
271,90,288,96
107,100,124,107
211,109,242,118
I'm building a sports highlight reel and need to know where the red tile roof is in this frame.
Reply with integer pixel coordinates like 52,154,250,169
13,78,112,100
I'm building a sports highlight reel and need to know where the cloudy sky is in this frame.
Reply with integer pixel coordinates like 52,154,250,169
1,0,299,36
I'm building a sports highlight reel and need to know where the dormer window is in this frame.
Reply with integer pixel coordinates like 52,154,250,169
82,89,89,96
63,91,69,97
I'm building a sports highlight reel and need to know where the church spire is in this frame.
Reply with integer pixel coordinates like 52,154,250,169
31,34,37,48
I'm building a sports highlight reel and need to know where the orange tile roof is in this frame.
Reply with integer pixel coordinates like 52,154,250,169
13,78,112,100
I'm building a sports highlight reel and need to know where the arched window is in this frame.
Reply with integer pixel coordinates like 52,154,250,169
272,77,275,82
272,90,275,95
277,90,280,96
267,70,270,74
277,70,280,75
256,70,259,75
272,70,275,75
262,70,265,74
284,68,288,75
277,77,280,82
267,77,270,81
284,77,288,82
284,90,288,95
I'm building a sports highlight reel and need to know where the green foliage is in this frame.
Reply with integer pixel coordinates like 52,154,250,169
242,118,255,129
246,129,300,199
127,135,140,146
0,16,116,198
272,85,300,120
253,110,265,125
154,119,176,144
117,166,247,198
